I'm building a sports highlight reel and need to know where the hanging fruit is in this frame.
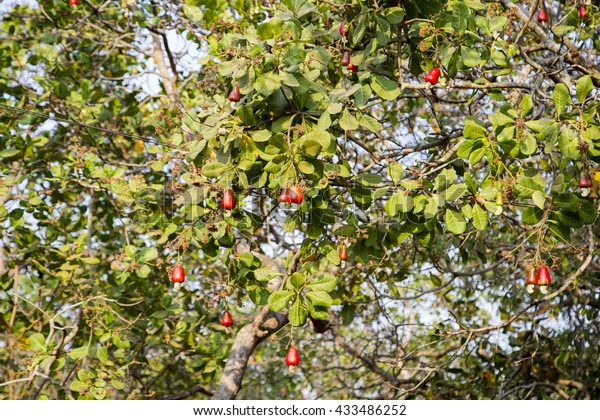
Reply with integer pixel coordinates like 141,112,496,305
277,187,292,203
340,51,351,67
286,347,300,366
228,84,241,102
221,189,235,210
525,268,537,294
347,63,358,73
537,9,548,23
287,185,303,204
578,6,586,19
278,186,303,204
578,172,593,188
424,68,440,85
537,265,551,295
69,0,78,6
221,311,233,327
339,18,346,37
338,244,348,261
171,265,185,291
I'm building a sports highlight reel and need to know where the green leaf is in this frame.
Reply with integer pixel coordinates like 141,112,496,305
354,84,372,107
461,47,482,68
520,132,537,155
352,13,368,45
202,162,227,177
397,192,414,213
424,198,439,219
443,183,468,201
93,387,107,400
139,247,158,262
358,113,381,133
522,206,543,225
514,169,546,198
385,193,398,217
251,129,272,143
388,163,403,184
444,209,467,234
488,110,514,127
29,333,47,352
0,149,20,158
525,119,552,133
552,83,570,117
355,173,382,186
111,379,126,391
70,381,87,393
298,160,314,174
452,2,469,35
472,205,488,230
489,16,508,33
268,291,295,312
553,193,580,212
302,140,322,157
97,347,113,366
558,129,580,160
288,299,308,327
255,71,281,97
519,94,534,116
325,249,341,266
290,272,305,290
532,191,546,209
370,75,400,101
300,130,331,157
308,302,329,320
280,72,299,87
385,7,405,24
463,118,487,140
576,75,593,104
469,148,486,165
254,267,281,282
327,102,343,114
339,108,359,131
283,45,306,66
135,264,151,279
183,5,203,22
372,186,390,200
307,274,337,292
306,291,333,308
69,346,89,361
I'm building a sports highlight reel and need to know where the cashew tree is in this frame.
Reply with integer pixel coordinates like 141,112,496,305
1,0,599,400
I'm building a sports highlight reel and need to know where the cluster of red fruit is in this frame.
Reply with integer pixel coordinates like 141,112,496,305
338,18,358,72
525,265,552,294
340,51,358,73
219,185,304,211
537,6,586,23
277,185,303,204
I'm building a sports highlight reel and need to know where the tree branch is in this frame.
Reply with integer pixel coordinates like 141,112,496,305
164,384,214,400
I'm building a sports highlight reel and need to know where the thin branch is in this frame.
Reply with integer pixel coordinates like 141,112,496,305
163,384,214,400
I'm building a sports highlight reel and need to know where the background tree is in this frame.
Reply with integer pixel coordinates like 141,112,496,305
1,0,599,400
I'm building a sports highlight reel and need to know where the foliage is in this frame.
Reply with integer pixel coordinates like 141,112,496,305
1,0,599,400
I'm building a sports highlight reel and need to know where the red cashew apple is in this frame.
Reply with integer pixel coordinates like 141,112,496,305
221,311,233,327
286,347,300,366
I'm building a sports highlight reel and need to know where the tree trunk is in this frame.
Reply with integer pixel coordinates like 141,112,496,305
211,306,288,400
